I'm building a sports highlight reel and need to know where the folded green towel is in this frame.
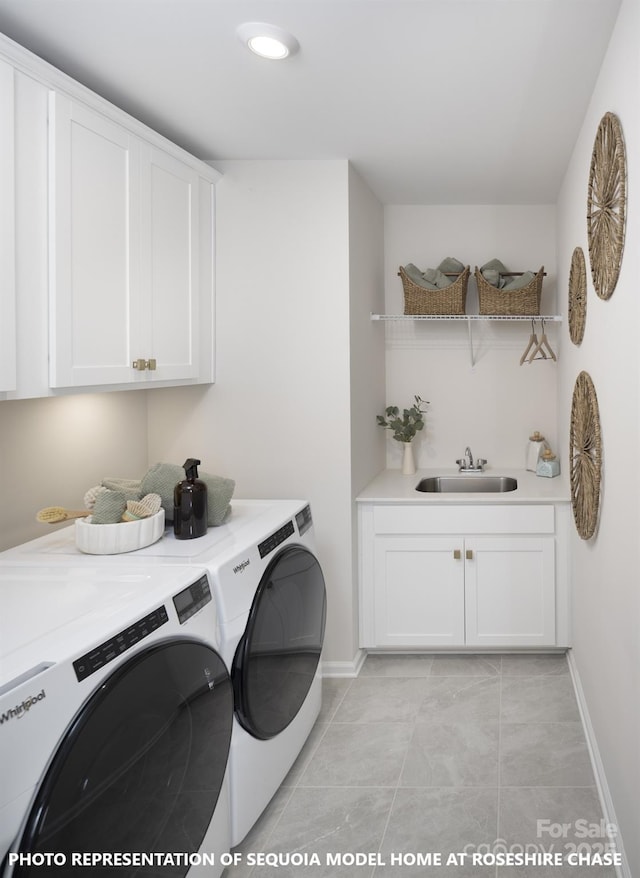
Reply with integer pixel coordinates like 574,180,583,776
403,259,464,291
502,270,535,291
403,263,438,289
437,256,465,275
481,259,507,288
101,477,142,500
481,258,509,275
141,463,235,527
481,268,504,288
422,267,453,289
91,490,127,524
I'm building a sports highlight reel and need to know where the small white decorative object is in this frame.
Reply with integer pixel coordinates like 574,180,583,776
526,431,546,471
402,442,416,475
75,509,165,554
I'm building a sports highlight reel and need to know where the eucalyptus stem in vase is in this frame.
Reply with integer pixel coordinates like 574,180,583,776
377,395,429,474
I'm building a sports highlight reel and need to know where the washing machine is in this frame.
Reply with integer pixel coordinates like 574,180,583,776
0,500,327,847
0,563,233,877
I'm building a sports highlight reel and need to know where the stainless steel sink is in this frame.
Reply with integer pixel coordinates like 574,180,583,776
416,476,518,493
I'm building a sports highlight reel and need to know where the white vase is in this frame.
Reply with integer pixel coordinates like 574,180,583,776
401,441,416,475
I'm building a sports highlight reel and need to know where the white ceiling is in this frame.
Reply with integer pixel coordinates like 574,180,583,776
0,0,622,204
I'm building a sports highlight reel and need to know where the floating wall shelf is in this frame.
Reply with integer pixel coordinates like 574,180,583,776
370,314,562,321
370,314,563,366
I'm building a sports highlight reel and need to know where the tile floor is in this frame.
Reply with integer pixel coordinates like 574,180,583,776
222,653,617,878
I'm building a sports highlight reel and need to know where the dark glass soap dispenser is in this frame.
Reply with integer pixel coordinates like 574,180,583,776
173,458,208,539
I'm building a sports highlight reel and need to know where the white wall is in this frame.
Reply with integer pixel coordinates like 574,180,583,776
0,392,149,550
348,164,386,660
383,205,558,469
147,160,384,667
556,0,639,873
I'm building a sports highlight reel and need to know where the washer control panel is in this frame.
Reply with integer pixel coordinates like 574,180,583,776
173,573,211,624
296,504,313,535
73,606,169,682
258,520,294,558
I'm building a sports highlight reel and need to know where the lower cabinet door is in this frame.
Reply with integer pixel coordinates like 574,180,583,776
464,537,556,646
373,536,465,646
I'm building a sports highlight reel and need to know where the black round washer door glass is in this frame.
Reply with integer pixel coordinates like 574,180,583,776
14,640,232,878
233,546,326,740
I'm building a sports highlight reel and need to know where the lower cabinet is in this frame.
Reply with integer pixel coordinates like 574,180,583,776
359,504,566,649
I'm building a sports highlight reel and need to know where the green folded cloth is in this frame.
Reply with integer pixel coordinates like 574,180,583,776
481,258,509,275
437,257,465,275
422,267,453,289
403,263,438,290
403,258,465,291
482,268,505,288
480,259,536,291
101,477,142,500
91,490,127,524
480,259,507,289
502,271,535,291
141,463,235,527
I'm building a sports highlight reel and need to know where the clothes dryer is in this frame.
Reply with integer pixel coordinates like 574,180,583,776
0,564,233,877
0,500,327,847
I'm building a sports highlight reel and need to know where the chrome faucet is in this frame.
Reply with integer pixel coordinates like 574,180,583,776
456,446,487,472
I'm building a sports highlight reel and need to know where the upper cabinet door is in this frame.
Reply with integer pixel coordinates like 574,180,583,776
0,59,16,392
48,92,140,387
139,143,200,382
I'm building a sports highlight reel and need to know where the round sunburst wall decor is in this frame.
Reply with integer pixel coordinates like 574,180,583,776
570,371,602,540
587,112,626,300
568,246,587,345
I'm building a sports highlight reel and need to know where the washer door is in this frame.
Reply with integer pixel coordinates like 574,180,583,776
12,640,232,877
232,546,326,740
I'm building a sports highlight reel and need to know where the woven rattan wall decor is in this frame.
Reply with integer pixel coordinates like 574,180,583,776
570,371,602,540
568,246,587,345
587,112,627,300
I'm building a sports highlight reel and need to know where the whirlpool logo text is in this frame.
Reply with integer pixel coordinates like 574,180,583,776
233,559,251,574
0,690,46,725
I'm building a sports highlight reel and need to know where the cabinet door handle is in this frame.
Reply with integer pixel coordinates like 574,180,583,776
466,549,474,560
453,549,461,560
132,358,158,371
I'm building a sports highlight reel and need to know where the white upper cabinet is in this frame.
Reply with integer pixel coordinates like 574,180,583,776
0,32,218,398
49,94,211,389
139,142,201,383
49,94,139,388
0,59,16,392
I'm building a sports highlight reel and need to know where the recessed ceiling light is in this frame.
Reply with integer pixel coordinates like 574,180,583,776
237,22,299,60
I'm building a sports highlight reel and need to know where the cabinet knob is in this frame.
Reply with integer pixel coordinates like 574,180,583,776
132,358,157,371
466,549,474,560
453,549,461,560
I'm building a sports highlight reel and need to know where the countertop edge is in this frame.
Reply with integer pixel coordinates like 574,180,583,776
356,468,571,504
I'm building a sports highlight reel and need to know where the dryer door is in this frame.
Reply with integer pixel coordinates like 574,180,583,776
11,640,232,877
233,546,326,740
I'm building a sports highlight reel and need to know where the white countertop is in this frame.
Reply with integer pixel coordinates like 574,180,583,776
356,467,570,504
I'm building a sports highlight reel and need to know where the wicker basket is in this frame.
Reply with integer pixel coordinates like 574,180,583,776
399,265,470,315
475,266,544,315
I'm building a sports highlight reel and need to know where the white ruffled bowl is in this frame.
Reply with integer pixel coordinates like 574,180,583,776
75,509,165,554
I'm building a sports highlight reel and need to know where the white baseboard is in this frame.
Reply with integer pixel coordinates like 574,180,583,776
321,650,366,678
566,650,630,878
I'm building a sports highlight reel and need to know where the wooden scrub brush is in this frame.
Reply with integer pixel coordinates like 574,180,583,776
36,507,91,524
